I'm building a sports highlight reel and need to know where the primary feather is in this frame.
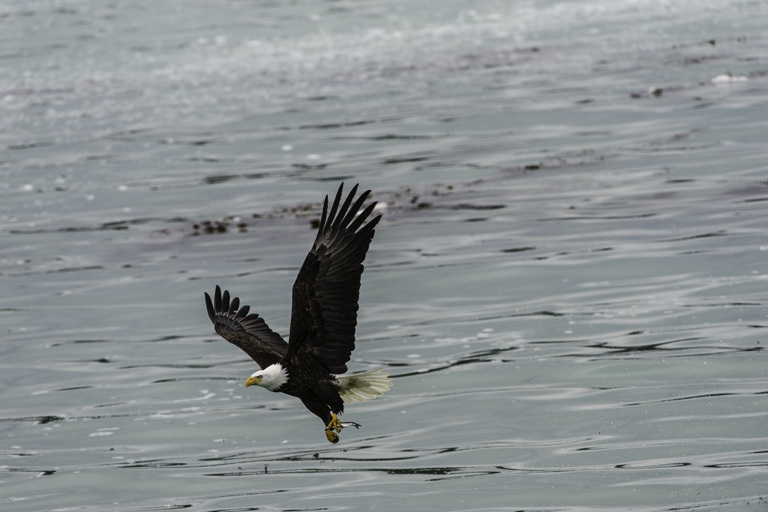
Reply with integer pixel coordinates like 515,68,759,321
286,183,381,373
204,285,287,370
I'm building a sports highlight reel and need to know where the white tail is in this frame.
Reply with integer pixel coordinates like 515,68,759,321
337,369,392,403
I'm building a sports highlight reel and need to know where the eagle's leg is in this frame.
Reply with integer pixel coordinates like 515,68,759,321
324,413,343,443
324,414,341,443
324,414,361,443
328,413,343,432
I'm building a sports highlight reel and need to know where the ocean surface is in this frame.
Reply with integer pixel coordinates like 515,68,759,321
2,0,768,510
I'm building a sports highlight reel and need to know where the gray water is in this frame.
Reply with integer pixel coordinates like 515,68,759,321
2,0,768,510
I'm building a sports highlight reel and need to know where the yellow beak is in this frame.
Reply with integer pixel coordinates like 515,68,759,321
245,376,259,388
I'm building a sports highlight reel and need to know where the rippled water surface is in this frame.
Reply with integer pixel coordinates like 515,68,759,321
2,0,768,511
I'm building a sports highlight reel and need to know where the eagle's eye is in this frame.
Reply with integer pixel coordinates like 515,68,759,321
245,374,262,387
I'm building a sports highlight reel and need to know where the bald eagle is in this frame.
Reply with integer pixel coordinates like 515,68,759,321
204,183,391,443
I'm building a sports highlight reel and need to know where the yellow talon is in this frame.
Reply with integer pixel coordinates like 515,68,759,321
324,413,343,443
325,427,339,444
327,413,343,433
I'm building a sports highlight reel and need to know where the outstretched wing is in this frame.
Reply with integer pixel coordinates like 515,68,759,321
286,183,381,374
204,285,288,369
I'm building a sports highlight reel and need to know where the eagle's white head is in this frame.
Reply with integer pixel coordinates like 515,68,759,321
245,363,288,392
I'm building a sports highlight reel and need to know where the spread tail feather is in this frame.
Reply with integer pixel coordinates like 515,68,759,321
337,369,392,403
